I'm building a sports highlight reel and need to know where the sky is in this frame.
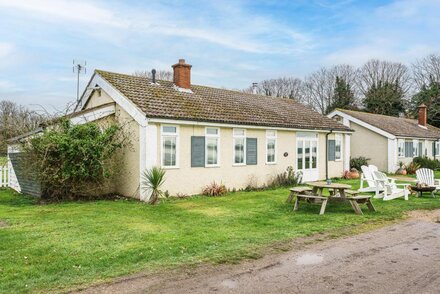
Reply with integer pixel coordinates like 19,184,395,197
0,0,440,112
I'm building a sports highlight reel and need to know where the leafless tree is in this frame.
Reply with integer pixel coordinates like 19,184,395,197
0,100,47,154
356,59,411,96
412,54,440,89
244,77,304,101
133,70,173,81
302,64,357,114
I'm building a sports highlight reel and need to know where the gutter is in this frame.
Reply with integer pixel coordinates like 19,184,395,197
325,129,334,180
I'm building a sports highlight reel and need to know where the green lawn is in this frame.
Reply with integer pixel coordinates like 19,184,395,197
1,180,440,293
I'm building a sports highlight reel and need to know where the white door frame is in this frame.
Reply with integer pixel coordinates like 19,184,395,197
296,133,319,182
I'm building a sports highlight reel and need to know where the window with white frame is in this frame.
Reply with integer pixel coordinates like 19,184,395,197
335,134,342,161
398,139,405,158
436,141,440,156
161,125,178,167
266,130,277,163
233,129,246,165
206,127,219,166
413,140,419,157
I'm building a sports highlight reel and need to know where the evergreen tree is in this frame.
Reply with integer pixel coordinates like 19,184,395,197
411,79,440,128
363,81,406,116
326,76,356,114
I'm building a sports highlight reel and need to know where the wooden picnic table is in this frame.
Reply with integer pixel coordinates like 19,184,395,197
307,181,352,198
289,181,376,215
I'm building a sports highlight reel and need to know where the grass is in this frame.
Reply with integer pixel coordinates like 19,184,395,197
1,179,440,293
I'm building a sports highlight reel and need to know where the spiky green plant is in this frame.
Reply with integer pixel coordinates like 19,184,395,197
142,166,166,204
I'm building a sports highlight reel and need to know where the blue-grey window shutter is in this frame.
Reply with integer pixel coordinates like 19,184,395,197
246,138,257,165
433,142,436,157
328,140,336,161
191,136,205,167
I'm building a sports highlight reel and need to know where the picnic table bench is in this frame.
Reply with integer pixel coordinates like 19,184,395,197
288,183,376,215
286,187,313,203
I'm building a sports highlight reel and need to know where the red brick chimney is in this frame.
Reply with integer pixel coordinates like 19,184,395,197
418,103,427,127
172,59,192,89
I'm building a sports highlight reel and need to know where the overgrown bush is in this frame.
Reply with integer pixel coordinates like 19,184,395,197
413,156,440,170
350,156,370,171
25,120,127,200
406,162,421,175
269,166,302,188
202,182,228,197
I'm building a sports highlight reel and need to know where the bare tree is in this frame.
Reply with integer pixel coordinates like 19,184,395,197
0,100,46,154
244,77,304,101
303,64,357,114
412,54,440,89
356,59,411,96
133,70,173,81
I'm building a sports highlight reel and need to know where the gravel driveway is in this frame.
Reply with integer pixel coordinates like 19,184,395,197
78,210,440,294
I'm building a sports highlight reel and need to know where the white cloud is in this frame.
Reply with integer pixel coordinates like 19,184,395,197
0,42,14,58
0,0,127,27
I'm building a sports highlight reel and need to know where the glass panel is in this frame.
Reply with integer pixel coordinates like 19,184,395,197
311,141,317,168
207,137,218,165
234,138,245,164
233,129,245,136
162,126,176,133
266,130,276,137
163,136,176,166
335,141,341,160
206,128,218,135
297,141,303,170
305,141,310,169
267,139,275,163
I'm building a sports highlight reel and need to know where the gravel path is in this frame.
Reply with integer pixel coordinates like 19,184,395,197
77,210,440,294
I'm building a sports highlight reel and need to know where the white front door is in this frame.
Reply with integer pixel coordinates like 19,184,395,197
297,133,319,182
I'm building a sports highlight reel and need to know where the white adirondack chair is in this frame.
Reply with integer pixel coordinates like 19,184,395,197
359,165,385,195
373,171,410,201
359,165,377,193
416,168,440,196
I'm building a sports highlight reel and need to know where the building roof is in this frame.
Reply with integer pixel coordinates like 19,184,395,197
336,109,440,140
91,70,350,132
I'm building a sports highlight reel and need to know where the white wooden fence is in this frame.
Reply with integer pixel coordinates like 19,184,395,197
0,165,9,187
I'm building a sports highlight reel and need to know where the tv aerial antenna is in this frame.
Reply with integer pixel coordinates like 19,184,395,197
73,60,87,102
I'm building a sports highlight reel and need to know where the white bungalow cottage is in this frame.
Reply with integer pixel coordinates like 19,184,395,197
9,59,352,199
328,106,440,173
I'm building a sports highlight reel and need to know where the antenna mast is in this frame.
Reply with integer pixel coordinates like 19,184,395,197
73,60,87,102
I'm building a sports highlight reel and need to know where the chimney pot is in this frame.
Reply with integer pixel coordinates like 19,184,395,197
418,103,427,127
172,59,192,89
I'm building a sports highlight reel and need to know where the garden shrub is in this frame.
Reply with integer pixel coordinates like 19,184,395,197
202,182,228,196
24,120,127,200
350,156,370,171
406,162,421,175
412,156,440,170
269,166,302,188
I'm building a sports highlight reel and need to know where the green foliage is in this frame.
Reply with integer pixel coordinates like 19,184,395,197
412,156,440,170
406,162,421,175
363,81,406,116
326,76,357,114
142,166,166,204
350,156,370,171
25,120,126,200
269,166,302,187
202,181,228,196
411,79,440,128
0,156,6,166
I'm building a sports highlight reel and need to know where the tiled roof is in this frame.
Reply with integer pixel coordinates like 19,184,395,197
338,109,440,139
93,70,351,132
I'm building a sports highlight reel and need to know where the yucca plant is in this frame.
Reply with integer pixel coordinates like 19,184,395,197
142,166,166,204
